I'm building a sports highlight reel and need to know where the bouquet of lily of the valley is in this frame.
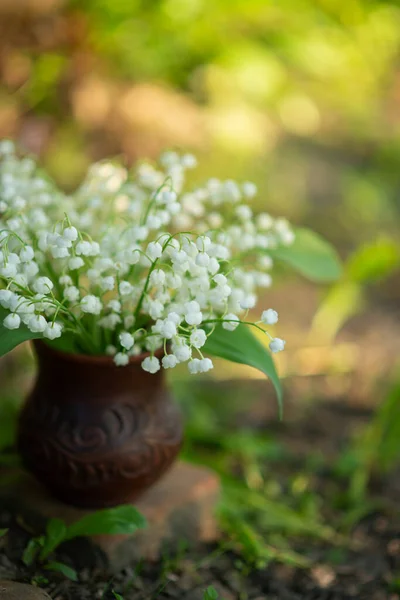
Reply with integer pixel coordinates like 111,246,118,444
0,140,341,406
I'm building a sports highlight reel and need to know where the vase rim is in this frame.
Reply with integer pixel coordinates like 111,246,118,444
32,339,163,367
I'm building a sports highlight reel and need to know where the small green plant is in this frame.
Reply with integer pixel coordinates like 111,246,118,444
335,375,400,509
204,586,220,600
22,505,146,580
112,592,124,600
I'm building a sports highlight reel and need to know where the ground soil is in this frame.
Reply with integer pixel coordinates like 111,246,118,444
0,505,399,600
0,394,398,600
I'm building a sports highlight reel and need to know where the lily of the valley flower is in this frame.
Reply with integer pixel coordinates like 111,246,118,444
0,142,291,373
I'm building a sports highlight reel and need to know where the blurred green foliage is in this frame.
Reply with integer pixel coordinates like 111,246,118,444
335,373,400,507
312,236,400,343
1,0,400,254
174,376,396,568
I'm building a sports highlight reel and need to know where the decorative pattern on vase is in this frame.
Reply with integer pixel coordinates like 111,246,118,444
19,394,182,493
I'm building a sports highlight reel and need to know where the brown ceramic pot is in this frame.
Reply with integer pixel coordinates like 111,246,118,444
17,340,183,508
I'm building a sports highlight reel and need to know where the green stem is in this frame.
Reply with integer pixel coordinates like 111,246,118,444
201,319,270,338
133,259,158,321
140,177,172,226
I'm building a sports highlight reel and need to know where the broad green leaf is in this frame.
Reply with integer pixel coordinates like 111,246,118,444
0,529,8,537
65,505,147,539
204,586,219,600
39,518,67,560
22,537,43,567
311,281,364,344
0,306,42,357
45,331,82,355
346,238,400,283
269,228,342,282
203,325,283,416
113,593,124,600
45,561,78,581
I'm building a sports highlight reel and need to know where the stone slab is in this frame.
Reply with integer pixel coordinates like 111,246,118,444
0,462,220,572
0,581,51,599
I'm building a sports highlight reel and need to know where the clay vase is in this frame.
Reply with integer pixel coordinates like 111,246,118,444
17,340,183,508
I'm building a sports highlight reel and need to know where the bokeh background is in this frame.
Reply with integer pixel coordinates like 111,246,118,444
1,0,399,394
1,0,400,585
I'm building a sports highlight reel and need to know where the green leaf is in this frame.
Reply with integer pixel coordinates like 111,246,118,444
0,306,42,357
39,518,67,561
0,528,8,537
45,331,81,354
204,586,219,600
22,538,43,567
112,592,124,600
220,505,311,569
31,575,49,586
45,561,78,581
203,325,283,416
269,228,342,282
346,238,400,283
65,505,147,540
